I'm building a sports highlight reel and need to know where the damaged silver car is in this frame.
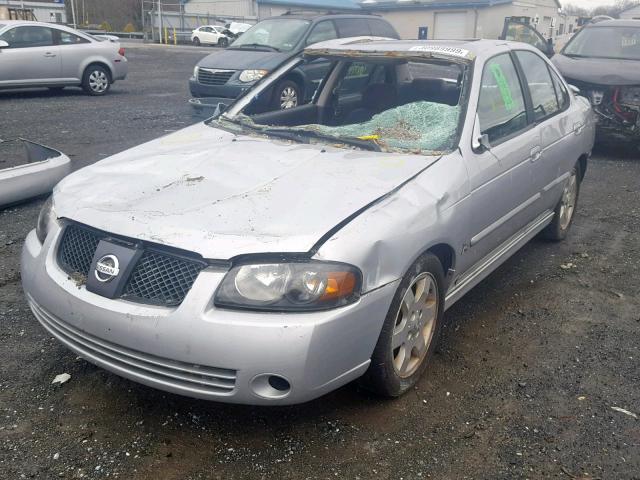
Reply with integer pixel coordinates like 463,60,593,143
552,20,640,143
21,38,595,405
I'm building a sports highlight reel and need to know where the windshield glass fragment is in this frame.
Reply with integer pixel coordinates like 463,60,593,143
215,54,467,154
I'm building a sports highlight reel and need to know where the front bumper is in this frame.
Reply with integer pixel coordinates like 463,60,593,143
21,223,397,405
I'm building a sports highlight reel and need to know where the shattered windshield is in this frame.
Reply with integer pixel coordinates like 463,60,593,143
563,26,640,61
217,56,466,154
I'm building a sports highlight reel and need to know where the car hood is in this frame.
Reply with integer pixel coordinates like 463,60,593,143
197,49,290,71
54,123,441,260
552,54,640,85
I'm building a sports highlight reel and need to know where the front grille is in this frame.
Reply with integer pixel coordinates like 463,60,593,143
57,223,206,306
197,68,235,86
123,250,204,306
28,297,237,396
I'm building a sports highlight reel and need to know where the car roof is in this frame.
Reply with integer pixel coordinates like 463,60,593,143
586,19,640,28
0,20,86,34
265,13,385,22
304,38,520,63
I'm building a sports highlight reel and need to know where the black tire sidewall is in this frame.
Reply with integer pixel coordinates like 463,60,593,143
361,253,446,397
271,80,300,110
193,37,200,46
82,65,110,96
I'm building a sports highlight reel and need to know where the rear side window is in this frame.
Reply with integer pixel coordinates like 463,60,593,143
306,21,338,45
335,18,371,38
367,19,398,39
477,53,528,144
515,50,560,121
0,26,54,48
549,68,569,110
57,30,89,45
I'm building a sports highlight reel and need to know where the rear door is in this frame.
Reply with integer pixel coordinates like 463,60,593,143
0,25,61,85
464,52,541,265
500,19,554,57
513,49,576,211
55,28,93,82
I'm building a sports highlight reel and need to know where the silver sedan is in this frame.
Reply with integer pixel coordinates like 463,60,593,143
21,39,595,405
0,21,127,95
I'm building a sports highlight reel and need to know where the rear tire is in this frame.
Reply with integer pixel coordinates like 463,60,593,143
360,253,445,397
540,163,581,241
81,65,111,96
193,37,201,46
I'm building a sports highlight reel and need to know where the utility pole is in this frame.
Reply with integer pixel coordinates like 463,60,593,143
70,0,77,28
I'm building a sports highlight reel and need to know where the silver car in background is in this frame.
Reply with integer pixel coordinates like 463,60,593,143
21,39,595,405
0,21,127,95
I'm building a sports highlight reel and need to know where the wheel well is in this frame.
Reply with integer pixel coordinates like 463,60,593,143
577,154,588,180
427,243,455,275
84,62,112,82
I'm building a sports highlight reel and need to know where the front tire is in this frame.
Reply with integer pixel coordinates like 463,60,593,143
82,65,111,96
271,79,301,110
541,163,581,241
361,253,445,397
218,37,229,47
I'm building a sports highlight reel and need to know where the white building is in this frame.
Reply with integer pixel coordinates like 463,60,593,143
620,4,640,20
0,0,67,24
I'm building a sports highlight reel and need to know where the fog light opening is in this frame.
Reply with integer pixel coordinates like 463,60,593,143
268,375,290,392
250,374,291,399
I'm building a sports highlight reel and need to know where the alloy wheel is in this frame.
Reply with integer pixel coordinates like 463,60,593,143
391,272,439,378
88,70,108,93
559,169,578,230
280,86,298,109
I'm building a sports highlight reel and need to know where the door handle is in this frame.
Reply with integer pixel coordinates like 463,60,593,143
44,52,57,58
573,122,584,135
530,146,542,162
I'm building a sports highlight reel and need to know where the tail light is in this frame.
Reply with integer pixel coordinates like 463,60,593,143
118,47,125,57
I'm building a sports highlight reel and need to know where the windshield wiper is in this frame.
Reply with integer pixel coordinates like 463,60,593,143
300,130,382,152
230,43,280,52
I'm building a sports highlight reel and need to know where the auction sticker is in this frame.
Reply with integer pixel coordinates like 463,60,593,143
409,45,474,59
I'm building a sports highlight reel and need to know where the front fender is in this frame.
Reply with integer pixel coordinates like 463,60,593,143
314,151,470,293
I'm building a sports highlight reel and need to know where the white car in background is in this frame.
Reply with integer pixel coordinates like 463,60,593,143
191,25,229,47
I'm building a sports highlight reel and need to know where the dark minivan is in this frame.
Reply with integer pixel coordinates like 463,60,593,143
189,13,399,111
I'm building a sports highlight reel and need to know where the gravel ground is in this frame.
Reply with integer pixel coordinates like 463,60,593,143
1,44,639,480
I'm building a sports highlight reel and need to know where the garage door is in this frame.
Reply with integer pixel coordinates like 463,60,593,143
433,11,467,39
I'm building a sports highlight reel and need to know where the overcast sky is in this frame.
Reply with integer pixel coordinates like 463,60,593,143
563,0,617,8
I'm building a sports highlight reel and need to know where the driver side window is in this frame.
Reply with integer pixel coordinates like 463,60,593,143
477,54,528,145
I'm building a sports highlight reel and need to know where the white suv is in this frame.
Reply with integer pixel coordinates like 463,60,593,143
191,25,229,47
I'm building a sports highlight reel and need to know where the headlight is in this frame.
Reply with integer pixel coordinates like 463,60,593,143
36,196,56,244
214,261,361,311
193,65,199,78
238,69,268,83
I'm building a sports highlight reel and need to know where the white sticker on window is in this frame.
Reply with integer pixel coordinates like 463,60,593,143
408,45,472,59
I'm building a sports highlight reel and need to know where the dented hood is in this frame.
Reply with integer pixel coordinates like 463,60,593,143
54,123,440,259
552,54,640,86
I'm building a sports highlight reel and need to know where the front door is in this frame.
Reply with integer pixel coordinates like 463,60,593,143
462,53,541,269
0,25,61,85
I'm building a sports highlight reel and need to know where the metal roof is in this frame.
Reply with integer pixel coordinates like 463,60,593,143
586,19,640,28
358,0,513,9
256,0,362,10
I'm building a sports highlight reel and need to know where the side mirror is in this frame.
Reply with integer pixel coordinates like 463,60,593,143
568,84,580,95
0,40,9,49
471,114,491,151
